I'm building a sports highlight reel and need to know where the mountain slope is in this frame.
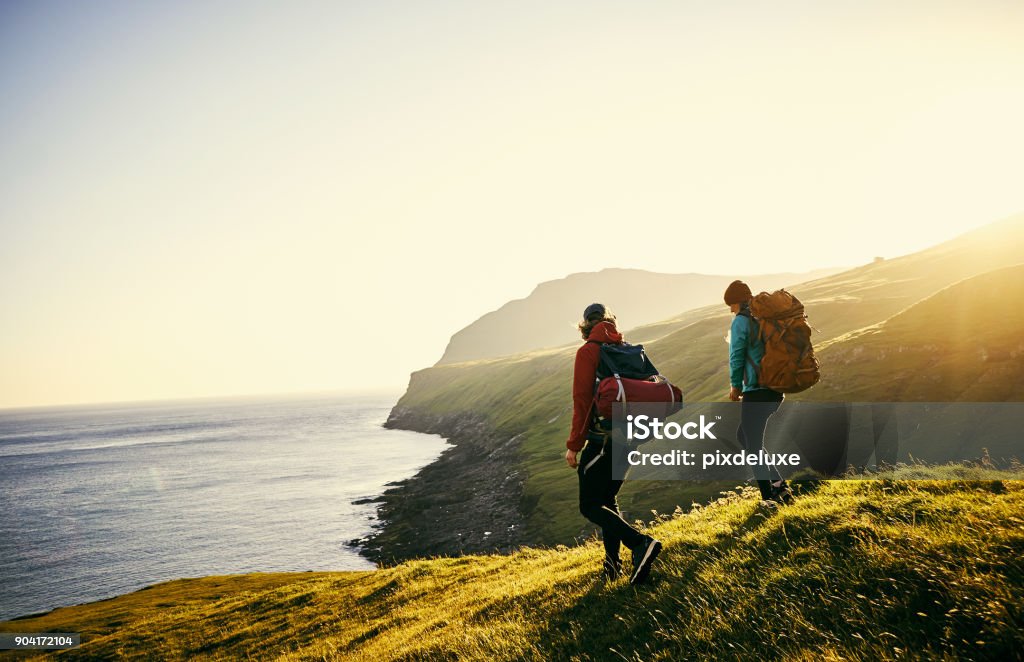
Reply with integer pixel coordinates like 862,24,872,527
3,475,1021,661
815,263,1024,402
377,214,1024,557
437,267,843,364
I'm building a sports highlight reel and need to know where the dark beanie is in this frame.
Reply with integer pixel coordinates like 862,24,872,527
582,303,606,321
723,280,753,305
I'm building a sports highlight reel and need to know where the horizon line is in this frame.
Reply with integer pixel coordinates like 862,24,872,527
0,386,409,414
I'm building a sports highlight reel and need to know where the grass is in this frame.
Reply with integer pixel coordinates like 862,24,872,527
3,469,1022,660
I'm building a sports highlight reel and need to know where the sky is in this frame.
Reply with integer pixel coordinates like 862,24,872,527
1,0,1023,408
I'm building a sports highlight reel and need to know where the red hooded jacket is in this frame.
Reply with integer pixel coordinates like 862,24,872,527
567,320,624,452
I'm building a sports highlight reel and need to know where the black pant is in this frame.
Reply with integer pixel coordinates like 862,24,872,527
578,431,644,560
737,388,784,498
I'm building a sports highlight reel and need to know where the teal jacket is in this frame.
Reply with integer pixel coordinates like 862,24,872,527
729,308,765,392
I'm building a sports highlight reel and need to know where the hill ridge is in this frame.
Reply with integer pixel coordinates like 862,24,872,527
816,261,1024,353
437,267,845,365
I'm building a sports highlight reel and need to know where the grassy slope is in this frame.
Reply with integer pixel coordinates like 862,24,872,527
815,264,1024,402
4,473,1022,660
393,215,1024,545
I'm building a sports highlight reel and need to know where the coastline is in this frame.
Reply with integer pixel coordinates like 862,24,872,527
356,407,527,564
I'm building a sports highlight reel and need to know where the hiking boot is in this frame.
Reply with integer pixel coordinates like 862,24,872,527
769,480,795,505
629,536,662,585
602,556,622,581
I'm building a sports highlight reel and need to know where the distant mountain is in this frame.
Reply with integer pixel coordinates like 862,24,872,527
437,267,845,364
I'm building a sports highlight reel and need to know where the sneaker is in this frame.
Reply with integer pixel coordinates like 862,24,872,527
602,556,622,581
629,536,662,585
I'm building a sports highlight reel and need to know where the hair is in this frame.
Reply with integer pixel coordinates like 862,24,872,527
723,280,753,306
578,310,617,340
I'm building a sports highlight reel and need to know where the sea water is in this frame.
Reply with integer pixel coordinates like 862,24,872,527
0,393,447,621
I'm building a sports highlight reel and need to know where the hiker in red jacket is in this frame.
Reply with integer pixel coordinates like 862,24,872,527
566,303,662,584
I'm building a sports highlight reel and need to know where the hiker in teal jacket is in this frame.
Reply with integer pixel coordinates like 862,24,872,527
729,304,765,394
724,280,793,504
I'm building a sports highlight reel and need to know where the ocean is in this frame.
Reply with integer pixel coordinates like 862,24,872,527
0,393,448,621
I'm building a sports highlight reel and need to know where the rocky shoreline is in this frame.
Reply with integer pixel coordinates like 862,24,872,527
352,407,527,565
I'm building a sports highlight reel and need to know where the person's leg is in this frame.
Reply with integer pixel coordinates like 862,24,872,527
578,437,646,551
600,477,624,572
736,420,768,497
739,389,784,499
579,435,662,583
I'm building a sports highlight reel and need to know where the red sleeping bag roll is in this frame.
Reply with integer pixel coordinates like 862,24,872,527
594,376,683,419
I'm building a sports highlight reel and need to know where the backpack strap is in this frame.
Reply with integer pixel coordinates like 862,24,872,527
614,374,626,405
586,341,633,425
742,312,760,387
587,341,608,426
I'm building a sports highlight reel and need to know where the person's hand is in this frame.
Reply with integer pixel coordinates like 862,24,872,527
729,386,742,401
565,448,579,468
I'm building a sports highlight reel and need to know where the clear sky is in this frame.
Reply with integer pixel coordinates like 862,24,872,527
1,0,1022,408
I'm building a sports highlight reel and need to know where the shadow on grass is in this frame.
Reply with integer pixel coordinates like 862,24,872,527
532,504,780,660
526,483,1023,662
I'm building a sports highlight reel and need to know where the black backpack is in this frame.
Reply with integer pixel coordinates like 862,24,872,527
591,342,659,383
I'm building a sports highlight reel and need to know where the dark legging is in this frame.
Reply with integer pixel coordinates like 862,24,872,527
737,388,785,498
578,433,644,561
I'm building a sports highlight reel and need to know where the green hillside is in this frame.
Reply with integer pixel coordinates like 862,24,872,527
816,263,1024,402
4,473,1021,660
380,215,1024,554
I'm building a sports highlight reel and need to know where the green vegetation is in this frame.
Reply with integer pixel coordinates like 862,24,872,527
5,472,1021,660
391,215,1024,547
816,263,1024,401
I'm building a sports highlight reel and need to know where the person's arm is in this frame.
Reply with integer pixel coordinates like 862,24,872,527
728,316,747,399
567,343,599,454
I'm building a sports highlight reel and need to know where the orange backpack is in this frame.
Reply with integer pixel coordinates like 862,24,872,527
748,290,820,394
